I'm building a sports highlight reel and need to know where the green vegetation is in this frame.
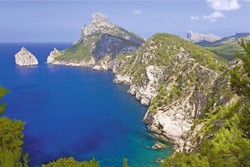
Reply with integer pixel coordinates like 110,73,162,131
42,158,99,167
2,33,249,167
162,152,209,167
151,33,226,71
161,41,250,167
0,87,29,167
115,26,144,43
207,43,244,61
199,36,250,61
0,117,29,167
149,85,181,112
115,33,226,84
230,39,250,98
0,86,8,114
56,41,92,62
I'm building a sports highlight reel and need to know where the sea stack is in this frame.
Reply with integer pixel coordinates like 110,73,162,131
15,47,38,66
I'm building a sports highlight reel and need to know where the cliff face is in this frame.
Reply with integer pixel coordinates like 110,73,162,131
15,47,38,66
47,12,144,69
187,31,221,43
113,33,227,151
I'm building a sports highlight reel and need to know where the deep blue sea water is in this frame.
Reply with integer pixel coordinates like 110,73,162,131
0,43,171,167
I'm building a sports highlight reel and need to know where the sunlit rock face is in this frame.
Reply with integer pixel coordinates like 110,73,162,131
15,47,38,66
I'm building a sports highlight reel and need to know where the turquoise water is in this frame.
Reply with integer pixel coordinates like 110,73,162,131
0,43,172,167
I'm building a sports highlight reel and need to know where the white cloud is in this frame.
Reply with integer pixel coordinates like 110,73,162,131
190,11,225,22
207,0,241,11
132,9,142,15
190,16,200,20
202,11,225,22
190,0,241,22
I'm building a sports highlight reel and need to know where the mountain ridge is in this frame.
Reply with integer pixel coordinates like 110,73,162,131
187,31,222,43
191,32,250,60
47,12,144,68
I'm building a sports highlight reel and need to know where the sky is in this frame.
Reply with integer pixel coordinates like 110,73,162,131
0,0,249,42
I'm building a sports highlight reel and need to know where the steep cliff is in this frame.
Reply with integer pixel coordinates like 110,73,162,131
15,47,38,66
113,33,227,150
161,42,250,166
187,31,221,43
47,12,144,68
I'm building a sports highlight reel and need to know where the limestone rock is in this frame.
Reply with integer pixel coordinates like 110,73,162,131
127,65,164,106
152,141,166,149
113,33,227,152
187,31,221,43
47,48,61,64
113,75,132,85
93,55,112,70
47,12,144,67
81,12,115,39
15,47,38,66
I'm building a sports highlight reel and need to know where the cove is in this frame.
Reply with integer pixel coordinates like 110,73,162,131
0,43,171,167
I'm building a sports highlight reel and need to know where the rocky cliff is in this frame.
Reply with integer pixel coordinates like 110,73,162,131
113,33,227,151
187,31,221,43
15,47,38,66
47,12,144,69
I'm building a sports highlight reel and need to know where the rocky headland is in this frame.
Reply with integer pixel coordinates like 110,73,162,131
113,33,229,152
47,12,144,69
45,12,250,166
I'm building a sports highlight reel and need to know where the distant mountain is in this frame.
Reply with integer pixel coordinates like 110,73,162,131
187,31,222,43
195,32,250,60
47,12,144,69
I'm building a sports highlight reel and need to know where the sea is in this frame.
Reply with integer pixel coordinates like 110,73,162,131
0,43,171,167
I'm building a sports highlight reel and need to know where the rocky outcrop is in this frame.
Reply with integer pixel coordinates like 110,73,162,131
113,75,133,85
143,56,220,151
93,55,112,70
81,12,144,61
152,141,166,149
15,47,38,66
113,33,227,151
93,34,138,60
80,12,143,45
47,12,144,67
47,48,61,64
127,65,164,106
187,31,221,43
81,12,115,40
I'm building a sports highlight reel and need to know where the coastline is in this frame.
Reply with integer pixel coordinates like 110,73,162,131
47,60,173,152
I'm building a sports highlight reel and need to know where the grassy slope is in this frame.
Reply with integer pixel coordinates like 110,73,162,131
56,41,92,62
55,24,144,63
116,33,227,84
206,41,244,61
198,36,250,61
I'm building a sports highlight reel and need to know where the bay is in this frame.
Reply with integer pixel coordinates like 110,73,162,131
0,43,171,167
